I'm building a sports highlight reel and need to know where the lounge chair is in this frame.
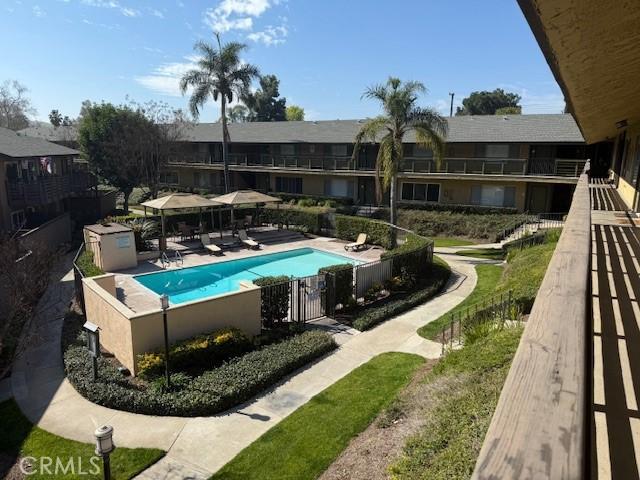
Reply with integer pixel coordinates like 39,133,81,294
200,234,223,256
345,233,368,251
239,229,260,249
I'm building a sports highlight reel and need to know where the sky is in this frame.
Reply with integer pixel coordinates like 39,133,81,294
0,0,566,123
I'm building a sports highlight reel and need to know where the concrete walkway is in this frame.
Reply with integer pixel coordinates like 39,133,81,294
11,254,477,479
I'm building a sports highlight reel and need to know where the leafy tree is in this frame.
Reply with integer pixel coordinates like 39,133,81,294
456,88,521,115
352,77,447,231
242,74,286,122
180,34,259,193
495,106,522,115
78,103,155,213
225,104,249,123
286,105,305,121
0,80,35,130
49,109,62,127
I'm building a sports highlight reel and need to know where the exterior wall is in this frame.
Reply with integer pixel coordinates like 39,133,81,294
0,159,9,231
84,228,138,271
82,275,262,375
18,212,71,251
614,123,640,210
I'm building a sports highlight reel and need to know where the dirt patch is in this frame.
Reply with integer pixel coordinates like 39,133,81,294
319,359,437,480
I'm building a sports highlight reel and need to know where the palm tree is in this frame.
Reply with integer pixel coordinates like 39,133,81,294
352,77,448,227
180,34,259,193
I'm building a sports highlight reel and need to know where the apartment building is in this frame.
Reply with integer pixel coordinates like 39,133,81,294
23,114,601,213
163,113,595,212
0,127,86,233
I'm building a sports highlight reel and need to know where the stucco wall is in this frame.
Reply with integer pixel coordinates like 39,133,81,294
18,212,71,251
83,275,262,375
84,228,137,272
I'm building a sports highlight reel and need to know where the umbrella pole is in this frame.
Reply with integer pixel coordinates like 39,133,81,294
219,207,223,239
210,208,214,234
161,210,166,252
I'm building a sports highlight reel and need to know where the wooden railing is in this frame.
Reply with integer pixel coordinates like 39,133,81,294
472,162,591,479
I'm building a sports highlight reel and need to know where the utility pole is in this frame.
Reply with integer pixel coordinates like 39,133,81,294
449,92,455,117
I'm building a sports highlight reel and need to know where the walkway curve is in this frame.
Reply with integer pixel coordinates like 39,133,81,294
11,253,478,479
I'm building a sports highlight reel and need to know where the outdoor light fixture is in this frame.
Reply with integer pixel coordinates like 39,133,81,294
83,321,100,381
94,425,115,480
160,294,171,389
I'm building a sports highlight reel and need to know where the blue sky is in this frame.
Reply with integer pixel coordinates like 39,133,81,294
0,0,566,123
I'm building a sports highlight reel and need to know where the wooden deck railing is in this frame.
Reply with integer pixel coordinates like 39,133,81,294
472,162,591,479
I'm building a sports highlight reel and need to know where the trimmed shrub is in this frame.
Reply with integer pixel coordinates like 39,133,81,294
75,250,104,277
319,264,354,308
381,234,432,277
64,328,337,417
335,215,394,249
253,275,291,327
352,259,451,331
260,207,324,234
137,327,252,379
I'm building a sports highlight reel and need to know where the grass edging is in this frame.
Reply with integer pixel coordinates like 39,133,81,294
211,352,425,480
0,400,164,479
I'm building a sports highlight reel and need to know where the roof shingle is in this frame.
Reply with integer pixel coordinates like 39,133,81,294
0,127,79,158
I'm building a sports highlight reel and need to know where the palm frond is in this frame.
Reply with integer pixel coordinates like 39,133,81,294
188,83,210,119
351,116,388,163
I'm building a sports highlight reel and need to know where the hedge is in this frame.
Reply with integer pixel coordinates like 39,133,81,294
319,264,354,308
75,250,104,277
335,214,394,249
64,328,337,417
352,259,451,331
253,275,292,327
260,207,324,234
136,328,252,379
381,234,432,277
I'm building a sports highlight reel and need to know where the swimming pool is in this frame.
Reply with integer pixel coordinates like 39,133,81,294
134,247,363,304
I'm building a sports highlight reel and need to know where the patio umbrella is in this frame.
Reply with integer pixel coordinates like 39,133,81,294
211,190,282,234
141,193,221,250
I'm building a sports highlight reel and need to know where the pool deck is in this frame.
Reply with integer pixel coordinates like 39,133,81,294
112,230,384,313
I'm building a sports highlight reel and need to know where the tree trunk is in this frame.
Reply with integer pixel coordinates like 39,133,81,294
122,188,132,214
389,175,397,248
221,97,230,194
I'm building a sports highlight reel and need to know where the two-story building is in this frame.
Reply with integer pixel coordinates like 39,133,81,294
162,113,597,213
0,127,81,233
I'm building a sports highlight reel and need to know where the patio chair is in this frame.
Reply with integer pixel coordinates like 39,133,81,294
179,223,195,241
344,233,368,251
200,233,223,256
238,229,260,250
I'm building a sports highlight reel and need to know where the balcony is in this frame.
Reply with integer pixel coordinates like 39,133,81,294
6,175,72,207
167,153,587,178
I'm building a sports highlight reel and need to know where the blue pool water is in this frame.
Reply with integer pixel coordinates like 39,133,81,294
134,247,362,304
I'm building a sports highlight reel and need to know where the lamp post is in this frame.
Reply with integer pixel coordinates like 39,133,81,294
94,425,115,480
160,294,171,389
83,321,100,381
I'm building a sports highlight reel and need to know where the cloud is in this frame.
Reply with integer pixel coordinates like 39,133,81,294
82,18,121,30
79,0,140,18
498,83,566,114
149,8,164,18
135,56,200,97
247,24,287,45
204,0,276,33
32,5,45,17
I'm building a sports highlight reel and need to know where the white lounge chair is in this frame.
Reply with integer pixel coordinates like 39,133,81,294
238,229,260,250
345,233,368,251
200,234,223,256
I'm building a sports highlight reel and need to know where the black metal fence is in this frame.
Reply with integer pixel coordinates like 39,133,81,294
496,212,566,243
441,290,514,354
258,239,434,326
72,243,86,313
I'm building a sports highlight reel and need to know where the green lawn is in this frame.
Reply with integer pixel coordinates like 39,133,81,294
433,237,476,248
418,264,504,340
455,248,505,261
390,326,524,480
0,400,164,479
211,352,424,480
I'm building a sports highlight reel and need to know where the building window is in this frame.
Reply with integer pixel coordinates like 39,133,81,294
324,178,354,198
10,210,25,230
485,144,510,158
401,182,440,202
280,144,295,156
276,176,302,194
159,171,178,185
470,185,516,207
331,144,348,157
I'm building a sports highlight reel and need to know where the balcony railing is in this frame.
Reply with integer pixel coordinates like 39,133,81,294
167,153,587,178
7,175,72,207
